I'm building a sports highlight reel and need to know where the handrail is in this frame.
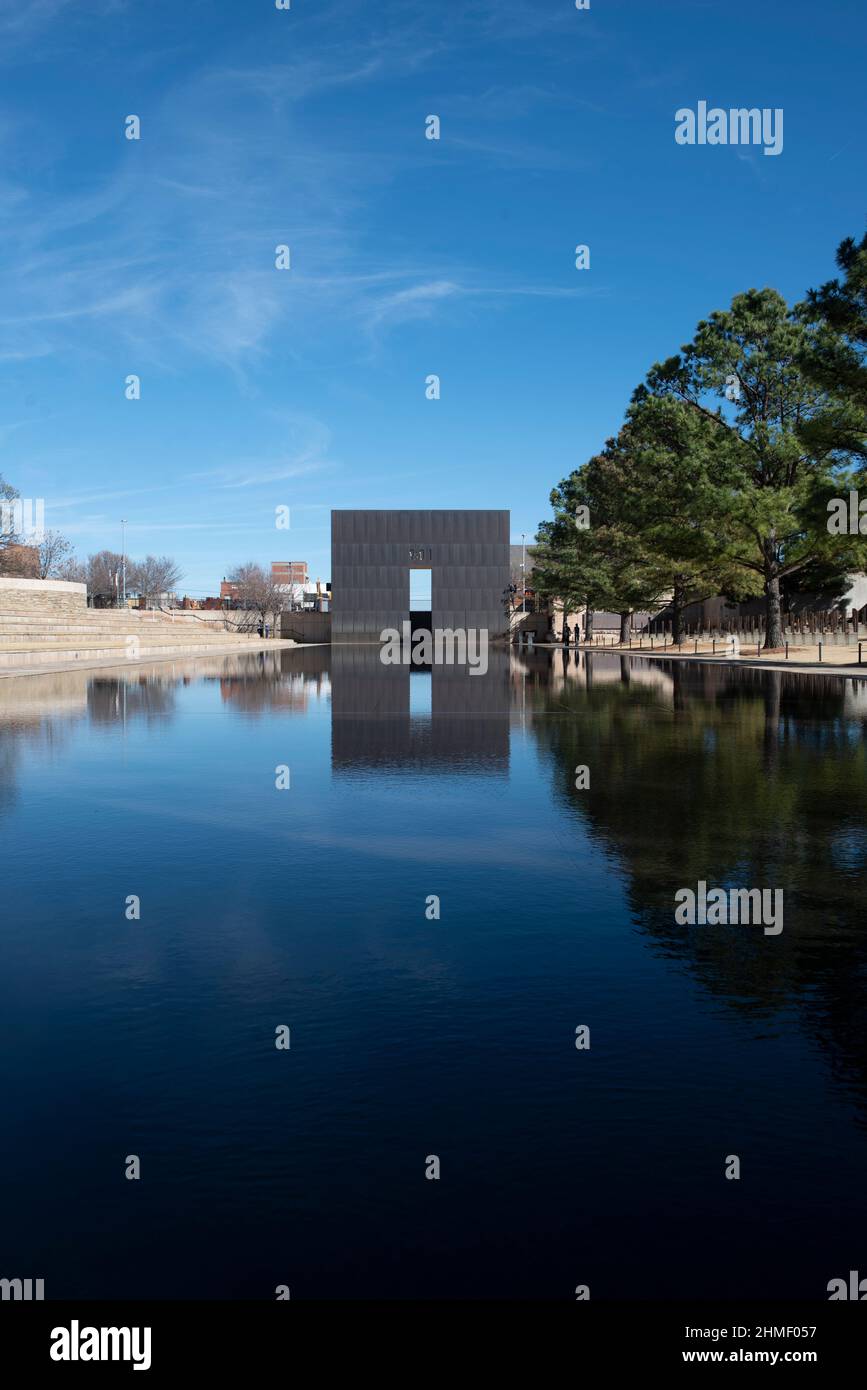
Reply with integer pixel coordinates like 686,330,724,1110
157,605,256,633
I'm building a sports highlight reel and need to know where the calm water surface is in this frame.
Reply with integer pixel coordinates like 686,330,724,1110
2,646,866,1299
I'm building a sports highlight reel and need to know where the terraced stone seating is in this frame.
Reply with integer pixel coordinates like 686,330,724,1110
0,607,284,671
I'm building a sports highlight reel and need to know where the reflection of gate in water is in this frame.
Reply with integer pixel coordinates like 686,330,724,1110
329,645,509,775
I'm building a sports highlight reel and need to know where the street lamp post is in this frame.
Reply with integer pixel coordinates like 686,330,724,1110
121,519,127,608
521,532,525,613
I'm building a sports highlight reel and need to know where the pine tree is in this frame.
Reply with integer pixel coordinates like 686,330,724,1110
804,228,867,417
641,288,867,648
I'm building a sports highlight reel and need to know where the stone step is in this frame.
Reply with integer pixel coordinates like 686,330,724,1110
0,641,262,655
0,612,206,627
0,639,285,669
0,603,206,616
0,622,209,636
0,623,258,638
0,627,258,640
0,612,252,627
0,632,257,645
0,626,255,640
0,632,269,649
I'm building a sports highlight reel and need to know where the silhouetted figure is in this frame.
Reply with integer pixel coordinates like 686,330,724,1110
562,622,570,646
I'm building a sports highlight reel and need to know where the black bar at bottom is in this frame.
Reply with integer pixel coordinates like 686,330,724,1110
0,1299,863,1377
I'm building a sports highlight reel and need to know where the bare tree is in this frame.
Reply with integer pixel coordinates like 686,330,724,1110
37,530,75,579
227,562,287,636
86,550,124,606
129,554,183,607
0,473,20,560
55,556,87,583
55,555,87,584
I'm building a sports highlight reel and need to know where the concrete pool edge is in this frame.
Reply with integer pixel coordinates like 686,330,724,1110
537,643,867,680
0,639,326,680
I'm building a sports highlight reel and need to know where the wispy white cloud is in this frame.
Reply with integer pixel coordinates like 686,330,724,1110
0,0,127,52
0,9,592,371
48,484,178,511
364,276,590,339
0,0,78,40
365,280,464,331
197,459,329,490
186,413,335,489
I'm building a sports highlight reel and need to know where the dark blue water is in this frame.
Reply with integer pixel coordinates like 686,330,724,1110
2,647,867,1300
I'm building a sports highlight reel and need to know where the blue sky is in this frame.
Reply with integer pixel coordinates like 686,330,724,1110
1,0,865,596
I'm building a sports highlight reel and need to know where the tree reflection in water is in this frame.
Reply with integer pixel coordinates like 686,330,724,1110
524,649,867,1124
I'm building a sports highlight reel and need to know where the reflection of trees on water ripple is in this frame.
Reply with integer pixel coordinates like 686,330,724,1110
526,652,867,1124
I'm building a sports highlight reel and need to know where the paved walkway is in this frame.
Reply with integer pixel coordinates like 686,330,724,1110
537,639,867,679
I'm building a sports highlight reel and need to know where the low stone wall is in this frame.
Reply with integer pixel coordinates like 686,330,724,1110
510,611,551,639
0,578,87,614
280,611,332,643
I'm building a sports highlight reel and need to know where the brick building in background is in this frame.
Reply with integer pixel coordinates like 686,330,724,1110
271,561,308,589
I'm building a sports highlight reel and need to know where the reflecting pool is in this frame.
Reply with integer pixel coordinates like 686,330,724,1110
2,646,866,1299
